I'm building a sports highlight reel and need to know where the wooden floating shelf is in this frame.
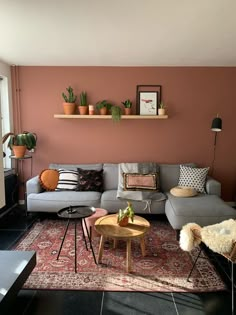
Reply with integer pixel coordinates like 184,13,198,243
54,114,168,120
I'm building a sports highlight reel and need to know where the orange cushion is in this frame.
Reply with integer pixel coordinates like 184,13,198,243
39,169,59,191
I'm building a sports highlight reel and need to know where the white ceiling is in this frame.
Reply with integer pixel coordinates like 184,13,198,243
0,0,236,66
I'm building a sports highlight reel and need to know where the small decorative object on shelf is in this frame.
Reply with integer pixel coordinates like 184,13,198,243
6,131,37,158
158,102,166,115
136,85,162,116
111,105,122,122
62,86,77,115
89,105,95,115
96,100,113,115
117,201,134,226
78,91,88,115
121,99,132,115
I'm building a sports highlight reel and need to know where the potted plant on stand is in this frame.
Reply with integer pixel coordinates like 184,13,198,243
7,131,37,158
62,86,77,115
78,91,88,115
117,202,135,226
96,100,113,115
158,102,166,115
121,99,132,115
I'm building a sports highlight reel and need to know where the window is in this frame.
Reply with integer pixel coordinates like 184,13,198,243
0,76,11,169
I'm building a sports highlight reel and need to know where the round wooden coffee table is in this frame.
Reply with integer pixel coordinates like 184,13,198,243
94,214,150,272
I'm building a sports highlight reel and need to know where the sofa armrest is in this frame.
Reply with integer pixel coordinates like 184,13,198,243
26,176,43,195
205,177,221,196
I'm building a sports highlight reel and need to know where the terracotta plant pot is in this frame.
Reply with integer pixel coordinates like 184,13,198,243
99,107,107,115
12,145,26,158
78,106,88,115
118,216,129,227
63,102,76,115
124,108,132,115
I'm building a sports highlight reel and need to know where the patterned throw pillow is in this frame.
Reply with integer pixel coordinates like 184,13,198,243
39,169,59,191
178,165,209,193
77,168,103,192
123,173,159,191
56,169,78,191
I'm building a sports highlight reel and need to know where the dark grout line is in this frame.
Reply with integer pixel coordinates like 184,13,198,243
22,290,37,315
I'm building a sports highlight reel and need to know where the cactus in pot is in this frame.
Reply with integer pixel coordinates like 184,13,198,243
62,86,77,115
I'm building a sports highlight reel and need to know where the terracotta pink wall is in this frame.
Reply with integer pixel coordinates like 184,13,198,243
12,66,236,201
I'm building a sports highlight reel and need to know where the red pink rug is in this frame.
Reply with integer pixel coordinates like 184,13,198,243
14,219,226,292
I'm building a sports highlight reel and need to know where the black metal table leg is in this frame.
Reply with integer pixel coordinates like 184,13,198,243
57,218,70,260
187,247,202,282
75,219,77,273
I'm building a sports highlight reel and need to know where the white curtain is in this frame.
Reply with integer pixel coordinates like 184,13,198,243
0,109,5,208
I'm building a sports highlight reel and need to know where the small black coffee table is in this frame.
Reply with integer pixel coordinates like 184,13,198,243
57,205,97,273
0,250,36,313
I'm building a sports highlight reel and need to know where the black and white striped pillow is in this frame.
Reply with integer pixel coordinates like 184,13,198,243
178,165,209,193
56,169,78,191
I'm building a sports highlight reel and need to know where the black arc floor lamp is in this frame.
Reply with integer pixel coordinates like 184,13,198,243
211,115,222,176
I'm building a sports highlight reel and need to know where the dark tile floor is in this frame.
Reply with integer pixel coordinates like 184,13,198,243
0,207,234,315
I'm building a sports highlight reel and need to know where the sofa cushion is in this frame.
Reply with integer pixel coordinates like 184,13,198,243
27,191,101,213
159,163,196,192
39,169,59,191
77,168,103,192
123,173,158,191
103,163,119,190
178,165,209,193
49,163,103,171
56,169,78,191
165,193,236,229
101,190,166,214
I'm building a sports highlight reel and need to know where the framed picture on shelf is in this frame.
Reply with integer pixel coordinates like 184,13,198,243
136,85,162,115
137,91,158,115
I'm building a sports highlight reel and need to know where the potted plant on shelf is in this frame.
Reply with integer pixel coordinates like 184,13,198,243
117,201,135,226
111,105,122,122
62,86,77,115
96,100,113,115
121,99,132,115
7,131,37,158
158,102,166,115
78,91,88,115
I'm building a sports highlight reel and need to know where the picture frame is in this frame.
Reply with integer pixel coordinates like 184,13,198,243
137,91,158,115
136,85,162,115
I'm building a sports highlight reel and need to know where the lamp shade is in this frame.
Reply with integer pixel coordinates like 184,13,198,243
211,117,222,132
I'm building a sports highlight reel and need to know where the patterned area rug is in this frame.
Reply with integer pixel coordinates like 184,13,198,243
14,219,226,292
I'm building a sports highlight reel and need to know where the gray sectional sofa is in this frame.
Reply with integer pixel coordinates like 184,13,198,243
26,162,236,230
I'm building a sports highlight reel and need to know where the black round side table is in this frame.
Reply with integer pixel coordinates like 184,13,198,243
57,205,97,273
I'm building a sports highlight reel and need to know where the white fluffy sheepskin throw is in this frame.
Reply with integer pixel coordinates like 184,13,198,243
179,223,202,251
201,219,236,254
